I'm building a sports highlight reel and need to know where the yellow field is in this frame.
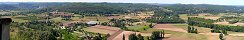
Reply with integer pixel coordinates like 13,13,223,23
80,16,109,22
179,14,188,20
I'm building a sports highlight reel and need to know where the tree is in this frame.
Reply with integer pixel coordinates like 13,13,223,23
137,34,144,40
93,33,103,40
162,31,165,38
149,23,153,28
103,34,110,40
93,36,102,40
97,19,99,21
145,36,150,40
112,19,126,28
106,34,110,37
150,31,161,40
187,26,198,34
228,20,238,24
188,17,244,33
123,34,125,40
101,22,108,26
187,26,191,32
211,29,221,33
129,33,138,40
219,33,224,40
194,28,198,34
159,31,162,37
222,30,228,35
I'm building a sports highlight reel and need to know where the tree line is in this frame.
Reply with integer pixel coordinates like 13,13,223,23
188,17,244,33
128,31,165,40
146,11,185,23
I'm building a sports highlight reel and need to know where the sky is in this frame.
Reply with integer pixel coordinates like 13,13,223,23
1,0,244,5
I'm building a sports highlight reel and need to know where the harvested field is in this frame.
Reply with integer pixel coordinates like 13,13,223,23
190,13,220,20
90,25,121,31
0,12,10,14
83,25,130,40
179,14,188,20
190,16,220,20
164,33,208,40
83,25,121,34
214,21,231,25
203,17,220,20
198,13,212,16
199,33,220,36
153,24,187,33
71,17,80,21
107,16,122,19
80,16,109,22
83,27,118,34
234,22,244,26
111,31,170,40
214,22,244,26
199,33,244,40
225,36,244,40
229,33,244,37
206,35,219,40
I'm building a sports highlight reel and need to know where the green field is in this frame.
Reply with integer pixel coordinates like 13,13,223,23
127,25,150,32
50,17,68,22
12,18,30,23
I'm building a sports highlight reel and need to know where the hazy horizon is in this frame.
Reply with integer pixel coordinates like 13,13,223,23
1,0,244,5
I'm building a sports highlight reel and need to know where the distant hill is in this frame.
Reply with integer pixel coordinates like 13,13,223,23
29,3,161,14
0,4,18,10
0,2,66,10
1,2,244,14
159,4,244,13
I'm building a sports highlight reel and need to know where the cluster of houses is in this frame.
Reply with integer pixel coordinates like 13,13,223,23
59,21,99,29
50,12,74,18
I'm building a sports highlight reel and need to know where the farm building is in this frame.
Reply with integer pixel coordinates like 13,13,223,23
86,21,99,26
60,21,82,29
